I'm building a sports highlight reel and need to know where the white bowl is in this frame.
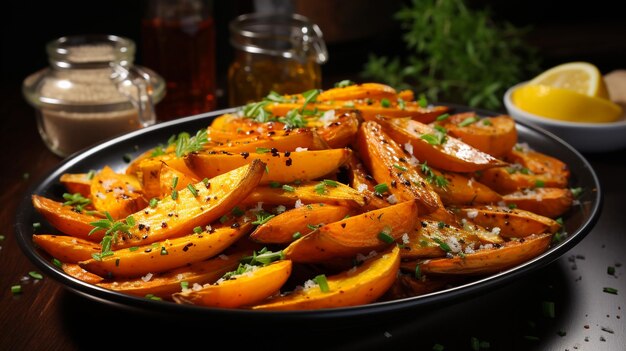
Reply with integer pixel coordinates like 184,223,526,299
503,82,626,153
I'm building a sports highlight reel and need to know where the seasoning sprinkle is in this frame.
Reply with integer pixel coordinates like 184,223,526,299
313,274,329,293
11,285,22,294
28,271,43,280
603,287,618,295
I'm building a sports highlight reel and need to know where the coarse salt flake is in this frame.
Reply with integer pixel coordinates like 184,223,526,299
141,273,153,282
357,184,368,192
275,205,287,213
294,199,303,209
401,233,410,244
295,147,308,152
466,209,478,219
386,194,398,204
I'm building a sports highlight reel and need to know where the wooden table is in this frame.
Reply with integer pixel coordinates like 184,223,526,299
1,85,624,350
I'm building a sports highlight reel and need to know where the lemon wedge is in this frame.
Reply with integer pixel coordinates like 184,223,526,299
528,61,609,99
512,84,623,123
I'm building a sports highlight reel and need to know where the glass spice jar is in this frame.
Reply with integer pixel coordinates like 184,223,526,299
227,13,328,107
22,34,165,157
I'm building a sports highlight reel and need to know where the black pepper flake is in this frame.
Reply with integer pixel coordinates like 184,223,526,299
161,222,168,228
142,235,148,239
231,222,240,228
286,158,293,166
144,248,152,253
241,152,249,159
341,223,347,228
182,243,193,252
284,151,291,157
365,175,374,181
138,224,145,230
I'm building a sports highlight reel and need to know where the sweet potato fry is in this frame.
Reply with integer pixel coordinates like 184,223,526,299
172,260,293,308
185,148,351,185
209,128,329,153
59,173,93,197
33,234,101,263
283,200,418,263
90,166,146,219
111,159,265,249
158,162,200,198
401,233,552,275
356,121,444,215
97,250,248,298
458,205,561,238
426,168,502,206
251,246,400,310
250,203,354,244
80,223,252,278
62,263,104,284
313,111,361,148
400,219,486,260
344,153,390,210
32,195,104,241
242,180,368,209
376,116,507,172
434,112,518,158
502,187,574,218
317,82,398,102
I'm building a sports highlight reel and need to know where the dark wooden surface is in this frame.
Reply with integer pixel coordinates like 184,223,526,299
1,81,625,350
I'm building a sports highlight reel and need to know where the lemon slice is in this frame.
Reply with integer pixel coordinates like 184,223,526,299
512,84,622,123
529,62,609,99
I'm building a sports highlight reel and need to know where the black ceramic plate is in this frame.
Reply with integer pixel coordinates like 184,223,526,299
14,105,602,324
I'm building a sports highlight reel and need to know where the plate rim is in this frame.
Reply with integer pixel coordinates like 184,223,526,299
14,104,603,322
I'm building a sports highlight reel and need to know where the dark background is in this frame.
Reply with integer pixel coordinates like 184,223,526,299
4,0,626,112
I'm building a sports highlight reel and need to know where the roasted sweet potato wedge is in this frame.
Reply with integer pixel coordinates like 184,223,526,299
32,195,104,241
80,223,252,278
376,116,507,173
317,82,398,101
59,173,93,197
62,263,104,284
185,148,351,185
33,234,102,263
90,166,147,219
172,260,293,308
207,127,329,153
251,246,400,310
313,111,361,148
400,219,486,259
158,162,200,198
434,112,518,158
97,250,247,298
426,168,502,206
356,120,444,215
283,200,418,263
111,159,265,249
242,180,368,209
401,233,552,275
250,203,354,244
502,187,574,218
457,205,561,238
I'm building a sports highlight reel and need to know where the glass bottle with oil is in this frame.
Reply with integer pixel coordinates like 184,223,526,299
227,13,328,107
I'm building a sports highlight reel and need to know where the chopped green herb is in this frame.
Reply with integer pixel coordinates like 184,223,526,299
149,198,159,208
62,192,92,212
187,184,198,196
322,179,339,187
256,147,270,154
282,184,295,192
28,271,43,280
482,119,493,126
171,176,179,189
507,203,517,209
436,113,450,121
608,266,615,275
397,98,406,110
437,221,446,229
269,181,281,188
393,164,408,172
265,90,288,103
458,116,479,127
557,330,567,337
0,235,5,241
378,231,395,244
87,170,96,180
570,187,583,198
52,258,62,268
534,180,545,188
374,183,389,194
239,247,285,266
251,211,275,225
313,274,330,292
219,215,229,224
174,129,209,157
300,89,321,113
432,237,451,252
33,222,41,230
202,178,209,186
307,224,320,231
193,226,203,234
11,285,22,294
381,98,391,108
171,189,178,200
231,206,245,217
180,281,189,291
145,294,162,301
314,182,327,194
129,246,139,252
418,94,428,107
556,217,564,225
265,165,270,174
292,232,302,240
334,79,355,88
603,287,618,295
415,265,422,279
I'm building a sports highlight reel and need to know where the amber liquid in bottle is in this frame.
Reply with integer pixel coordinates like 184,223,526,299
142,16,216,121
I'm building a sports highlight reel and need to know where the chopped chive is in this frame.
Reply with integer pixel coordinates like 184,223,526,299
432,237,451,252
381,98,391,108
482,119,493,126
608,266,615,275
313,274,329,292
269,181,281,188
265,165,269,174
378,231,395,244
556,217,564,225
32,222,41,230
314,182,326,194
231,206,245,217
437,221,446,229
534,180,545,188
256,147,270,154
292,232,302,240
187,184,198,196
458,116,479,127
11,285,22,294
374,183,389,194
52,258,62,268
129,246,139,252
570,187,583,198
507,203,517,209
393,164,408,172
397,98,406,110
87,170,96,180
193,226,203,234
145,294,162,301
542,301,555,318
334,79,355,88
603,287,618,295
180,281,189,290
322,179,339,187
171,189,178,200
307,224,320,231
202,177,210,186
415,265,422,279
282,184,295,192
28,271,43,280
171,176,179,189
436,113,450,121
149,198,159,208
126,215,135,226
418,94,428,107
219,215,229,224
